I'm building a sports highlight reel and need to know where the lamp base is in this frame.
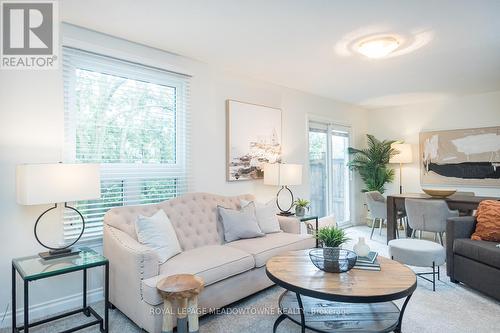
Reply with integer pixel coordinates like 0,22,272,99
35,202,86,261
276,185,295,217
39,248,81,260
277,211,294,216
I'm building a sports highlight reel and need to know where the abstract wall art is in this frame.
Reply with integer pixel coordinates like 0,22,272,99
420,126,500,187
226,100,282,181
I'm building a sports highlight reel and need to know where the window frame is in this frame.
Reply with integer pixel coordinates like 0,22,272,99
63,48,188,168
308,117,353,227
63,46,190,242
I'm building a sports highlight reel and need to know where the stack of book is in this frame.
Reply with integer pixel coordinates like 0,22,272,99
353,251,381,271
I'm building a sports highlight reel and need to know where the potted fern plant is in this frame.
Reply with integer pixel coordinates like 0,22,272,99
348,134,397,194
316,226,350,249
316,226,350,255
313,226,351,272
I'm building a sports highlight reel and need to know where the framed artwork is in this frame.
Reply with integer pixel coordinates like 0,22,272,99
420,126,500,187
226,100,282,181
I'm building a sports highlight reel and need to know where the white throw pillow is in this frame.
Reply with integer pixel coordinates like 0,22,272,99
135,210,182,263
241,199,281,233
218,202,265,242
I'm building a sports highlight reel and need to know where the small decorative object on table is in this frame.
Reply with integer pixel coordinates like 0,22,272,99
312,226,355,273
309,248,357,273
353,237,370,257
357,251,378,264
354,251,381,271
422,188,457,198
293,198,310,217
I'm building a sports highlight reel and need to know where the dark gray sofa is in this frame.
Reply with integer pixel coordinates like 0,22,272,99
446,216,500,301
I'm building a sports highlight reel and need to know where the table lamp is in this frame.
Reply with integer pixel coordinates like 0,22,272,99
264,163,302,216
390,143,413,194
16,163,101,260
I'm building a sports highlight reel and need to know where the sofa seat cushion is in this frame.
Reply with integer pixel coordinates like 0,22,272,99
226,232,315,267
454,238,500,269
141,245,255,305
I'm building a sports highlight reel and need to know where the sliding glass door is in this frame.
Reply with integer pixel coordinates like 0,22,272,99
309,121,351,225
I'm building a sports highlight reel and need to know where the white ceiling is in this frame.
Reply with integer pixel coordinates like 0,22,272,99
61,0,500,108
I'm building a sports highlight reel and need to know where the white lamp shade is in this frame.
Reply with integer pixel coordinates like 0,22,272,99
263,163,302,186
390,143,413,164
16,163,101,205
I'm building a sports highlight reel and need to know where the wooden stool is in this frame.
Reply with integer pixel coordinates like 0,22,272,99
157,274,204,333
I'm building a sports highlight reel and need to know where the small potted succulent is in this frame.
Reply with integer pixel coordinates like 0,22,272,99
293,198,310,217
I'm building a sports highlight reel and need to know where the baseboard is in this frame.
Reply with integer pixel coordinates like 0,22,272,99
0,287,104,329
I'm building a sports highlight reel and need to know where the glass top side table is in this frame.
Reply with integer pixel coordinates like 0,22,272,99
295,215,319,248
11,247,109,333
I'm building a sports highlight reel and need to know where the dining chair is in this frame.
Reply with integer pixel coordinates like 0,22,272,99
453,192,476,215
365,191,401,239
405,198,459,245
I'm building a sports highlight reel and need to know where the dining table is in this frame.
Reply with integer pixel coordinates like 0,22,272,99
386,192,500,244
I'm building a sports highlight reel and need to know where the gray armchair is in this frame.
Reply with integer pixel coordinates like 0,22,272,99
405,199,459,245
446,216,500,301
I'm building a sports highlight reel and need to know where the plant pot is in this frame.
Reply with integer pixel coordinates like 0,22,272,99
323,246,341,271
295,206,306,217
323,246,341,259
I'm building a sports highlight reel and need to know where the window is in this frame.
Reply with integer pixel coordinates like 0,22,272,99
308,121,351,225
63,47,190,242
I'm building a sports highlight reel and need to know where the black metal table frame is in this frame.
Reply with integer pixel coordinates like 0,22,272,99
273,290,413,333
11,261,109,333
267,268,417,333
297,215,319,247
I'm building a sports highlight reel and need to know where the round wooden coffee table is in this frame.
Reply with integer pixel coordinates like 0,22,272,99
266,250,417,333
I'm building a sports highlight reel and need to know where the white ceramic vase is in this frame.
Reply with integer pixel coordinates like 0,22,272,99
353,237,370,257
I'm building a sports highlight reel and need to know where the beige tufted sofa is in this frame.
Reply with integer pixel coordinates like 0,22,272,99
103,192,315,332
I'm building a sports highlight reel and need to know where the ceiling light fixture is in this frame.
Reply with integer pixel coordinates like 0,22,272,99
357,36,400,59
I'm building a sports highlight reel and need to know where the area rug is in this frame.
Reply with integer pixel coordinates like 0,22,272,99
3,226,499,332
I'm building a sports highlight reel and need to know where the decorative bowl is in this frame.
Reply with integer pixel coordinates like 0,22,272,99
309,248,357,273
422,188,457,198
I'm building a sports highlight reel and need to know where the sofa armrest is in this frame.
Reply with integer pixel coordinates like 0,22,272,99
446,216,476,278
277,215,301,234
103,225,159,317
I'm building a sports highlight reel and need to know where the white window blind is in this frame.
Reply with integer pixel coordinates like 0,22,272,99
63,47,191,242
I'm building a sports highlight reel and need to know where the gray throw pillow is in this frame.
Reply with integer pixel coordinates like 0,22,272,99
240,199,281,233
218,202,264,242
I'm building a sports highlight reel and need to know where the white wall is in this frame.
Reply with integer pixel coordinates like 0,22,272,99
366,91,500,197
0,24,368,325
200,71,368,223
